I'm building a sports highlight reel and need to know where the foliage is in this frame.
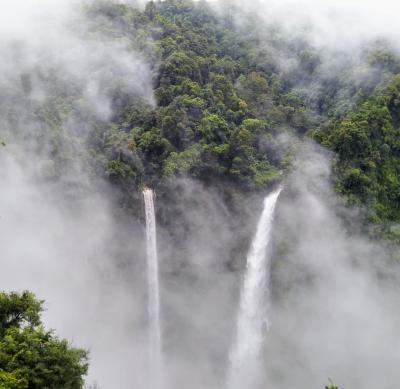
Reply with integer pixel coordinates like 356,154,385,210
316,75,400,224
86,0,301,192
6,0,400,238
0,291,88,389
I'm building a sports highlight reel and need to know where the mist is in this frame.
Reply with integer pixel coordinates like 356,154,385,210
1,0,400,388
268,144,400,388
221,0,400,51
0,0,154,387
0,0,244,382
0,154,151,387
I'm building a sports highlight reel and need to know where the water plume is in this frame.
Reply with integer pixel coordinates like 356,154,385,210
227,188,282,389
143,188,163,389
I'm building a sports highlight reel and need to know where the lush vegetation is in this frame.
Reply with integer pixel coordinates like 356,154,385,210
5,0,400,234
312,74,400,243
0,292,88,388
86,0,297,192
86,0,400,246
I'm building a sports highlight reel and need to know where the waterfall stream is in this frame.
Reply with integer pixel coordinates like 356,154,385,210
143,188,162,389
227,188,282,389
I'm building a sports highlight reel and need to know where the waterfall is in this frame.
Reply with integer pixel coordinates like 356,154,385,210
143,188,162,389
227,188,282,389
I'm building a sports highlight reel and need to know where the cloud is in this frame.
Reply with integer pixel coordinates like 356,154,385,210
0,1,154,387
222,0,400,51
0,0,154,129
267,143,400,388
0,154,151,388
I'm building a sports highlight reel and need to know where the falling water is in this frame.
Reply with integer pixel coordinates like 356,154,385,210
227,188,282,389
143,188,162,389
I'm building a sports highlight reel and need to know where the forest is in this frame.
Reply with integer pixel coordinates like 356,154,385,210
1,0,400,388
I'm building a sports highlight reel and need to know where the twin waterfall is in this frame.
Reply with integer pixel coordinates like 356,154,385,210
227,188,282,389
143,188,162,389
142,187,282,389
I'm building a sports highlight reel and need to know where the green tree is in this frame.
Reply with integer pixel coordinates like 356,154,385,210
199,113,230,144
324,380,340,389
0,291,88,389
0,371,27,389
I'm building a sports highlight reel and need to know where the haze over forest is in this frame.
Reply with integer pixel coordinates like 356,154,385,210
1,0,400,388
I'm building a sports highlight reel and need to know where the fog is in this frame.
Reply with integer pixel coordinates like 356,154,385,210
269,144,400,389
1,0,400,388
0,0,154,387
223,0,400,51
0,155,150,387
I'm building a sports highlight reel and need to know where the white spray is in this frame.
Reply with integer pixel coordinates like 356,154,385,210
143,188,163,389
227,188,282,389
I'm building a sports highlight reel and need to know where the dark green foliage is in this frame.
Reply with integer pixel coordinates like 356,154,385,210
86,0,301,192
0,292,88,389
316,75,400,224
7,0,400,242
107,160,136,181
6,0,334,201
0,292,41,337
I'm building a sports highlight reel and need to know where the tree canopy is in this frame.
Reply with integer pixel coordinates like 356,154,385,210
0,291,88,389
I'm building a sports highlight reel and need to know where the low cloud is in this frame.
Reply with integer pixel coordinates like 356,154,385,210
268,143,400,388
